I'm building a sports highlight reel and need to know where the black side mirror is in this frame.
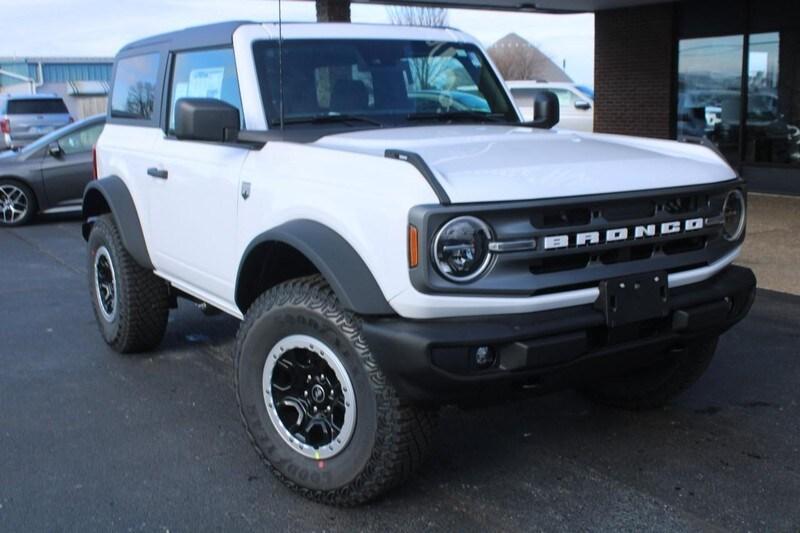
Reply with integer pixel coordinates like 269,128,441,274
574,100,592,111
523,90,560,129
48,142,63,158
174,98,240,142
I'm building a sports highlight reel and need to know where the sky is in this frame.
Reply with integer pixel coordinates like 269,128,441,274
1,0,595,85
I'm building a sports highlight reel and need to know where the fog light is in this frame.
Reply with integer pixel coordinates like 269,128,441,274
473,346,495,369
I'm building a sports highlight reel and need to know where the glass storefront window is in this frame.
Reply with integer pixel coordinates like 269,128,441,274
745,32,800,165
677,35,744,163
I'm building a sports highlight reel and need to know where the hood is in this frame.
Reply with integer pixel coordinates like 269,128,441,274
312,125,736,204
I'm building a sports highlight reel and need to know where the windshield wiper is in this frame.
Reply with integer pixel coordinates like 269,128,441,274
406,111,510,124
278,114,383,127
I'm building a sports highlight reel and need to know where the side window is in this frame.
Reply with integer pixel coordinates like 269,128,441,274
110,53,160,120
58,124,104,155
168,48,242,133
550,89,576,107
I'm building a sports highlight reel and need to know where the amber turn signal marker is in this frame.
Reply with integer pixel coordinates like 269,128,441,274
408,225,419,268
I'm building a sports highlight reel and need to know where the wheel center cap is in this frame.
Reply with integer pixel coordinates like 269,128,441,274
311,384,326,403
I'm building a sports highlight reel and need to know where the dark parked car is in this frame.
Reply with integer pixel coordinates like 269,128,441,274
1,94,73,151
0,114,104,226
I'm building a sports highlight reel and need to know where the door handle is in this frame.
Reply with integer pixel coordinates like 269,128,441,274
147,167,168,179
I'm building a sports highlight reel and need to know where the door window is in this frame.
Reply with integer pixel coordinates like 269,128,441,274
168,48,243,133
110,53,160,120
58,124,104,155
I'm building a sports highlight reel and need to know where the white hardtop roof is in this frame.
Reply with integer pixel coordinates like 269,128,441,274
248,22,476,44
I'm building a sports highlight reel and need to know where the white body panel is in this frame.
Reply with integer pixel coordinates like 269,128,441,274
148,136,249,303
313,125,735,204
96,23,740,321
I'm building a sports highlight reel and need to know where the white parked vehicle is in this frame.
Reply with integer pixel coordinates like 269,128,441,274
83,22,755,505
507,80,594,132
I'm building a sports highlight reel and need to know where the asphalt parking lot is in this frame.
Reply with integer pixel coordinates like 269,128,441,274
1,216,799,532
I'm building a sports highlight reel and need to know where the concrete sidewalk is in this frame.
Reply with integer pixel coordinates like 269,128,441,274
737,193,800,295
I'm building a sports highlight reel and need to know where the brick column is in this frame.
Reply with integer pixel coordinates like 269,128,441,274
594,3,676,139
316,0,351,22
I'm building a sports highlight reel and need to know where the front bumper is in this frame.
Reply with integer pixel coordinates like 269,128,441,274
362,265,756,405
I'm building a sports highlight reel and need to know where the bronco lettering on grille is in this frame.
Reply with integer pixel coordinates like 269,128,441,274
542,217,705,250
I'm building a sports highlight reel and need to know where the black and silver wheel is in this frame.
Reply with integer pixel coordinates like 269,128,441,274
0,180,36,227
235,276,436,506
263,334,357,460
93,245,118,323
87,215,169,353
582,337,719,410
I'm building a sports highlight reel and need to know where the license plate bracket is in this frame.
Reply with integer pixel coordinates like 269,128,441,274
597,271,669,328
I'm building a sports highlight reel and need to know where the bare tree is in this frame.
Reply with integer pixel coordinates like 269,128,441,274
488,33,572,82
125,82,155,117
387,7,451,90
386,6,449,27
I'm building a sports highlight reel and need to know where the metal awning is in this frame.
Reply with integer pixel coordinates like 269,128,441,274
67,80,110,96
347,0,675,13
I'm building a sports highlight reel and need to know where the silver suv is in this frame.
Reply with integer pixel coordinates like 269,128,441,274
0,94,72,151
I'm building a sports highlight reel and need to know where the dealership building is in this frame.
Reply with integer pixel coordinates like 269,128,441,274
0,57,113,119
319,0,800,195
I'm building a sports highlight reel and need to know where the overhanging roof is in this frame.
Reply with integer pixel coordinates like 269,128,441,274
350,0,674,13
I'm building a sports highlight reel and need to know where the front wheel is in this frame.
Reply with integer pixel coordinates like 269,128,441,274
582,337,719,410
235,276,436,506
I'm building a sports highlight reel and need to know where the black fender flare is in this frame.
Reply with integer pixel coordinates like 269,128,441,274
82,176,153,270
236,220,395,316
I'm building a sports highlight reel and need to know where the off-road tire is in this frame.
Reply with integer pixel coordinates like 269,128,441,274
87,215,169,353
0,179,37,227
582,337,719,410
235,275,437,506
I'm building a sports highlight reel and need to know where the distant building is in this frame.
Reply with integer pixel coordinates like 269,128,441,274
0,57,113,119
488,33,572,82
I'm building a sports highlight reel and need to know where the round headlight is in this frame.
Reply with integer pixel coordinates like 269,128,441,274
722,189,746,241
432,216,493,282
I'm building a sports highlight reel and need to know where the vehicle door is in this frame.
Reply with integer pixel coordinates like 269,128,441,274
551,88,593,132
41,122,104,206
147,47,249,302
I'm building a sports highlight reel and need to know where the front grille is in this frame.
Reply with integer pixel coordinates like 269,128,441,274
521,192,720,278
409,181,741,296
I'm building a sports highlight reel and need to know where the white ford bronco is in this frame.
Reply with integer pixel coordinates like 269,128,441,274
83,21,756,505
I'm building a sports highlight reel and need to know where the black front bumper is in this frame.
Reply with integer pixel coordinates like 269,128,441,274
362,265,756,405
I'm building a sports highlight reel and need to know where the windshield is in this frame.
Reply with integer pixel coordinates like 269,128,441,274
253,39,518,127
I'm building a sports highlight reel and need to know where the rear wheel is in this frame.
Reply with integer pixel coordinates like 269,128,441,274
235,276,436,506
582,337,719,410
87,215,169,353
0,180,36,227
